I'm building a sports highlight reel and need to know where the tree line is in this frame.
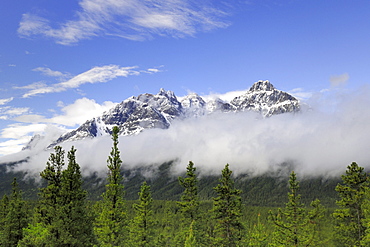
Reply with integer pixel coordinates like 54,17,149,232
1,126,370,246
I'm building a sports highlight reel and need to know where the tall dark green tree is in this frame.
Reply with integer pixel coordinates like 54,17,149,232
129,181,154,246
58,146,96,246
0,194,9,245
36,145,65,245
0,178,29,247
333,162,369,246
178,161,203,246
94,126,127,246
19,146,64,247
361,186,370,246
19,146,94,247
178,161,199,222
269,171,324,246
212,164,243,246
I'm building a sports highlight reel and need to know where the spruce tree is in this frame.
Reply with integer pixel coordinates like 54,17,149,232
0,178,29,247
94,126,127,246
19,146,94,247
212,164,243,246
178,161,199,222
129,181,154,246
184,220,197,247
333,162,369,246
59,146,96,246
269,171,324,246
177,161,202,245
37,145,65,245
246,213,268,246
0,194,9,245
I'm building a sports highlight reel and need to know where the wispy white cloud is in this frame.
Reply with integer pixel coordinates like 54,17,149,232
3,107,29,116
20,65,156,98
18,0,230,45
32,67,70,79
0,97,14,105
288,88,313,101
330,73,349,87
0,104,30,121
13,81,47,90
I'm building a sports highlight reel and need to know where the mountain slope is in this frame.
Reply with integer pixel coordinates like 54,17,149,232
0,161,338,207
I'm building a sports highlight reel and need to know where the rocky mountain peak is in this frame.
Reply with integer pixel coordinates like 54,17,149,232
181,93,206,108
46,80,301,147
249,80,275,92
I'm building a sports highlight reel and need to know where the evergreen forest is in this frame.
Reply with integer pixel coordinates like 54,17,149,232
1,126,370,246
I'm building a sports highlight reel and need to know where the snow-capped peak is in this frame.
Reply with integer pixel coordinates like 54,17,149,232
249,80,275,92
46,81,300,147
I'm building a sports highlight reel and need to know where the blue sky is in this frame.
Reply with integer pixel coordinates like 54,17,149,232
0,0,370,156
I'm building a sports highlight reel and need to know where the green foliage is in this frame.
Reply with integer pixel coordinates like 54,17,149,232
212,164,243,246
245,213,268,246
22,146,65,246
269,171,325,246
0,178,29,247
333,162,369,246
94,126,127,246
18,222,50,247
178,161,199,221
361,186,370,245
19,146,95,247
59,146,96,246
129,181,154,246
0,195,9,245
184,220,197,247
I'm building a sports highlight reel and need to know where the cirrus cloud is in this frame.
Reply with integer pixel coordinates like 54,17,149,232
18,0,231,45
20,65,158,98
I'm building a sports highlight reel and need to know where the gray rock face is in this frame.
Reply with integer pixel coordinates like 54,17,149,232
230,80,300,117
49,80,300,146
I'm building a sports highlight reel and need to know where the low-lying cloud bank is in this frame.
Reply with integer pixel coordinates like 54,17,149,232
2,86,370,178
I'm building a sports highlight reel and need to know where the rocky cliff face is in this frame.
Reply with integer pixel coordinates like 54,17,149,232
230,80,300,116
50,80,300,146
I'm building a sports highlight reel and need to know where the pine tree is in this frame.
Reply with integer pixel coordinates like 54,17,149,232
269,171,324,246
246,213,268,246
178,161,199,222
212,164,243,246
37,145,65,246
333,162,369,246
58,146,96,246
184,220,197,247
129,181,154,246
0,194,9,245
2,178,29,246
94,126,127,246
177,161,202,246
19,146,94,247
361,186,370,245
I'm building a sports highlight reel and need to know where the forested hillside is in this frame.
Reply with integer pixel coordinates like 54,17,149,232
0,160,340,207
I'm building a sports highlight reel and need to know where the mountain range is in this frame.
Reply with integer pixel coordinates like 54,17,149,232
47,80,300,147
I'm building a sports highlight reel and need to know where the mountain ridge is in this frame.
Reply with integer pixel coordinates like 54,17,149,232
45,80,300,147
